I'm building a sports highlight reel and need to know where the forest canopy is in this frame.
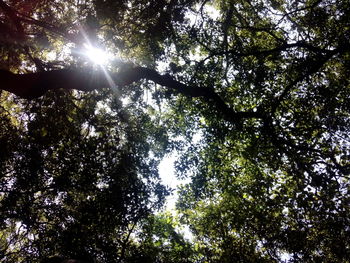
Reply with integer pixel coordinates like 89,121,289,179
0,0,350,262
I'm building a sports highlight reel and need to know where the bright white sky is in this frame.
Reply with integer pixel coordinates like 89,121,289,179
158,153,190,210
158,153,194,241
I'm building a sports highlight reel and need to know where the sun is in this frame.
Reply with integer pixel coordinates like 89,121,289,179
84,44,110,65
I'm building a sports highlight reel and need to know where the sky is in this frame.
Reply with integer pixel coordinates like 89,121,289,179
158,153,190,211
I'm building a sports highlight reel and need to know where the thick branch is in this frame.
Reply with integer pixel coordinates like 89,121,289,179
121,67,264,122
0,67,263,123
0,69,107,99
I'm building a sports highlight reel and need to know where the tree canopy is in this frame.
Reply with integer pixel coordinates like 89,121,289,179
1,0,349,262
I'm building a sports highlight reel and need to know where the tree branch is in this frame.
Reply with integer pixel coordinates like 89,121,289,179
0,69,107,99
0,67,264,123
270,43,349,113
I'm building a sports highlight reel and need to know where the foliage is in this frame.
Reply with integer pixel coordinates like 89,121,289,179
0,88,170,262
1,0,350,262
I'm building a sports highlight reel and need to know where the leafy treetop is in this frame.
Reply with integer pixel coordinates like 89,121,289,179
0,0,350,262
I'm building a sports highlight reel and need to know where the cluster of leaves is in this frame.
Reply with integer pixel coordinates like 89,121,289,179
170,0,350,262
0,86,175,262
1,0,350,262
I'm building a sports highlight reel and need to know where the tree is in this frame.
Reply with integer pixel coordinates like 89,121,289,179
1,0,350,262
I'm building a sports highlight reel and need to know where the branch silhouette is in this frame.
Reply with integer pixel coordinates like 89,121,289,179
0,67,263,123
